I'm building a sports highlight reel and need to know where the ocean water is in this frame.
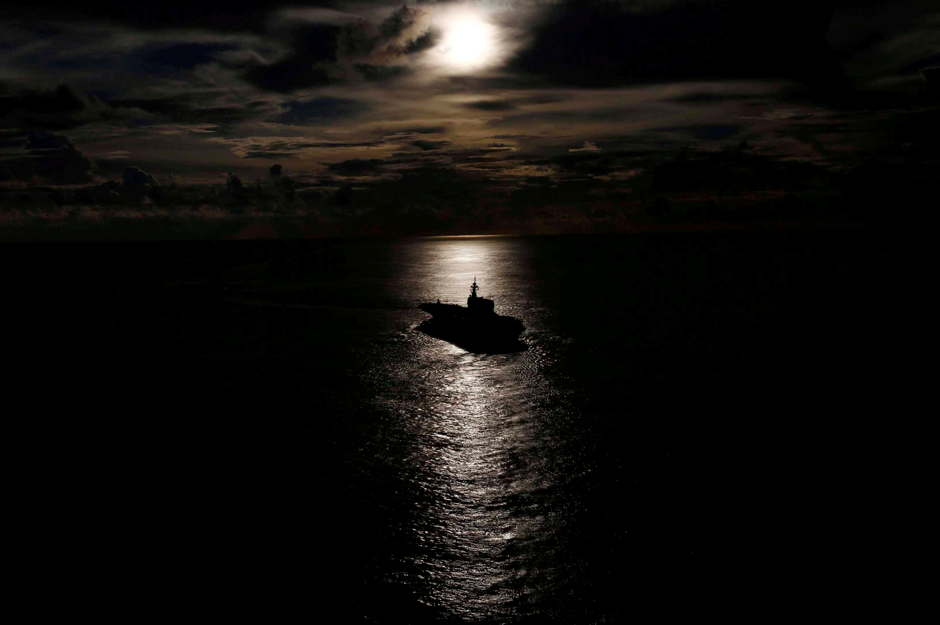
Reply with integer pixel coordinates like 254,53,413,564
8,232,928,621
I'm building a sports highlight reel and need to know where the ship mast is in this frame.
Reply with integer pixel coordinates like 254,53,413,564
470,277,479,299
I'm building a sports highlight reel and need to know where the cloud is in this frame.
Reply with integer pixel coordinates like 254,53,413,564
108,94,254,129
207,136,389,160
323,162,498,233
353,64,411,82
653,125,743,141
337,4,430,64
123,166,157,187
463,100,516,112
0,84,114,130
226,20,342,92
138,42,243,71
828,1,940,87
237,4,433,93
377,126,448,137
635,145,831,196
412,140,451,151
243,151,298,160
666,91,764,105
243,59,335,93
404,29,438,55
506,0,844,90
25,132,80,151
150,124,219,135
325,159,387,176
272,97,369,124
0,131,94,184
529,150,654,179
570,141,602,153
272,8,359,28
2,2,274,33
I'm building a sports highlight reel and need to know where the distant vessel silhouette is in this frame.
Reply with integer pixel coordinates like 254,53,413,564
419,278,525,352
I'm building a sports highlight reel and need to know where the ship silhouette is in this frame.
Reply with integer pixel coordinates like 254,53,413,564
418,277,525,352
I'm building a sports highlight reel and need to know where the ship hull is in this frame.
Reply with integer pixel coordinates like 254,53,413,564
418,303,525,353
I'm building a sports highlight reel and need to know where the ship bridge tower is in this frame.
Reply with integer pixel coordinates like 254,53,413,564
467,277,495,314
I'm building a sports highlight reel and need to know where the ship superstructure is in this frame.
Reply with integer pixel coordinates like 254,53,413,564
418,278,524,351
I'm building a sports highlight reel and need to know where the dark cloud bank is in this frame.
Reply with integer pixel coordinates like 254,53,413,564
1,0,939,238
4,122,936,240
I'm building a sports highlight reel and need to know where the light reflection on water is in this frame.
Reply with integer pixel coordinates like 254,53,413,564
385,235,533,323
363,236,579,620
412,354,548,617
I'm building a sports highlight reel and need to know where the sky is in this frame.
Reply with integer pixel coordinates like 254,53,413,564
1,0,937,236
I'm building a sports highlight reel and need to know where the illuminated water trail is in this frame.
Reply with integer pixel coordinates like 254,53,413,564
355,236,598,620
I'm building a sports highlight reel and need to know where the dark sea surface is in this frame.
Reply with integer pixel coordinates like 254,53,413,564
6,233,929,621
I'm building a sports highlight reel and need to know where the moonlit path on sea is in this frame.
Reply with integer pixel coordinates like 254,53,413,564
351,237,609,621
